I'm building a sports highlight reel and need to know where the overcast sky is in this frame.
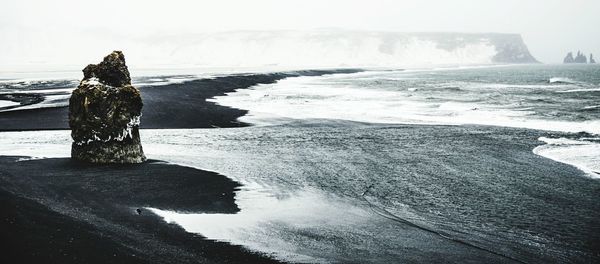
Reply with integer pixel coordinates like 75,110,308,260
1,0,599,64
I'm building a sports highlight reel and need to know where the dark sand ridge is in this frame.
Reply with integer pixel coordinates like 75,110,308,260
0,157,281,264
0,69,362,131
0,70,360,263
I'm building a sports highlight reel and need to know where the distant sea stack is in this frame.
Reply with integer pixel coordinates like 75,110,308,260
564,51,593,64
563,52,575,63
574,51,588,63
69,51,146,163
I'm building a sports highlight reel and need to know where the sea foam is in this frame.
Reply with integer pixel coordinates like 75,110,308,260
0,100,20,108
549,77,577,84
533,137,600,178
209,71,600,135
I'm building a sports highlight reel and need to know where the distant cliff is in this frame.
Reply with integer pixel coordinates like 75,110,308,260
0,30,538,70
129,31,539,68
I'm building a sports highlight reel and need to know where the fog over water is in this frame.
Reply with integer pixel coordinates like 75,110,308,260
1,0,599,70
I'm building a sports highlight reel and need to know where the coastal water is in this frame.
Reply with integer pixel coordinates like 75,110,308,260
0,74,206,111
1,64,599,263
210,64,600,177
1,124,599,263
203,64,599,262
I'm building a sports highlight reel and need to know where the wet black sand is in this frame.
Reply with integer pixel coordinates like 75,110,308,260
0,70,364,263
0,69,361,131
0,157,281,264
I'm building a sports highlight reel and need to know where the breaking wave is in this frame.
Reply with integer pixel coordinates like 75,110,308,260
210,65,600,180
548,77,577,84
556,87,600,93
210,70,600,135
533,136,600,178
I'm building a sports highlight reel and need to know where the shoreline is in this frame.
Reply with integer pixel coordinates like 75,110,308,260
0,69,360,264
0,69,362,131
2,123,599,263
2,66,599,263
0,157,282,264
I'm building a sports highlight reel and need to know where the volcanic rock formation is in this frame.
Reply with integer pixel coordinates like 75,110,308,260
564,51,590,64
563,52,575,63
69,51,145,163
574,51,588,63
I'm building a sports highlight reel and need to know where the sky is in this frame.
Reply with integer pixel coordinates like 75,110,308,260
1,0,599,67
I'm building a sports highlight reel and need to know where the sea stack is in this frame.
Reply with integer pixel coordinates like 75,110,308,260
69,51,146,163
574,51,588,63
563,52,575,63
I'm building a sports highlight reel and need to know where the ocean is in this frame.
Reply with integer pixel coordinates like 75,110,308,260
1,64,599,263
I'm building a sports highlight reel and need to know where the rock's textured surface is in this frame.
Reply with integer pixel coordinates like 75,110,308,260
69,51,145,163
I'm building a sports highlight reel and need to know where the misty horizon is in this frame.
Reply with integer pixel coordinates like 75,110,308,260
2,0,599,69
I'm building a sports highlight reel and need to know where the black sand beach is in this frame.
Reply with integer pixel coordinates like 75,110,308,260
3,67,599,263
0,70,359,263
0,157,281,264
0,70,361,131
